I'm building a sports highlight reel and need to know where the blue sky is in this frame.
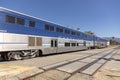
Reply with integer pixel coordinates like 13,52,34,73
0,0,120,37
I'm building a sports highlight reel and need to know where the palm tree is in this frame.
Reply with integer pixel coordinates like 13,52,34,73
85,31,94,35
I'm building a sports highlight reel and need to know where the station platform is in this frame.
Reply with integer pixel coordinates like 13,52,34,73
0,64,44,80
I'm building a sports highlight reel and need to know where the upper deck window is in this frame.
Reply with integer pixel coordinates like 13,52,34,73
5,15,15,23
77,33,80,36
56,28,63,33
17,18,25,25
29,21,35,27
45,25,49,30
71,31,76,35
45,24,54,31
65,30,70,34
50,26,54,31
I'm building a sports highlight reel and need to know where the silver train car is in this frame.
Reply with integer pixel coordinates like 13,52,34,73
0,7,108,60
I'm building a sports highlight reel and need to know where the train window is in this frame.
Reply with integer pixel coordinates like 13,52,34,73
45,25,49,30
51,40,54,47
65,30,67,34
5,15,15,23
65,30,70,34
56,28,59,32
56,28,63,33
77,43,79,46
54,40,58,47
71,31,76,35
82,34,84,38
65,43,70,47
71,43,76,46
45,25,54,31
50,26,54,31
68,30,70,34
71,32,74,35
29,21,35,27
17,18,25,25
59,28,63,32
77,33,81,36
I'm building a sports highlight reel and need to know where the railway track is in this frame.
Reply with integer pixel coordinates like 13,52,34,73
0,46,119,80
40,49,114,71
24,47,119,80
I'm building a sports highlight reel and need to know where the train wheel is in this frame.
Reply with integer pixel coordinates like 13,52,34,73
30,50,39,58
1,53,9,61
7,52,14,60
1,52,23,61
13,52,23,60
35,50,42,57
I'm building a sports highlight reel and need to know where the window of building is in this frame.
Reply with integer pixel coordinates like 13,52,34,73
29,21,35,27
5,15,15,23
17,18,25,25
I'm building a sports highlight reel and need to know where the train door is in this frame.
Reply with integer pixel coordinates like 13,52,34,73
51,39,58,53
83,41,86,46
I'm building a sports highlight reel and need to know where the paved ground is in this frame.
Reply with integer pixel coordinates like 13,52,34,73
0,46,120,80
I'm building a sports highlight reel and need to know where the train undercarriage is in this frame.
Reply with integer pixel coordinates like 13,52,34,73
0,50,42,61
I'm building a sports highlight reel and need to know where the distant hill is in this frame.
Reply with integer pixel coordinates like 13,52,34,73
103,37,120,43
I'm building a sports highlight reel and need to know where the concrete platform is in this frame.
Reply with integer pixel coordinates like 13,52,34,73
0,46,118,80
101,60,120,71
81,63,102,75
68,73,93,80
42,61,69,70
79,58,96,63
57,61,88,73
97,59,106,64
0,64,44,80
32,70,71,80
0,68,12,72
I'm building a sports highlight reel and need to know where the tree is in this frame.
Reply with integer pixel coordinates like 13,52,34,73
76,28,80,31
85,31,94,35
109,39,120,45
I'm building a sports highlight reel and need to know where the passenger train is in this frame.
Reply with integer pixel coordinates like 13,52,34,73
0,7,108,60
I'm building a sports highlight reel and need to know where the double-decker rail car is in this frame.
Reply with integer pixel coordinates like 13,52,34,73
0,7,108,60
